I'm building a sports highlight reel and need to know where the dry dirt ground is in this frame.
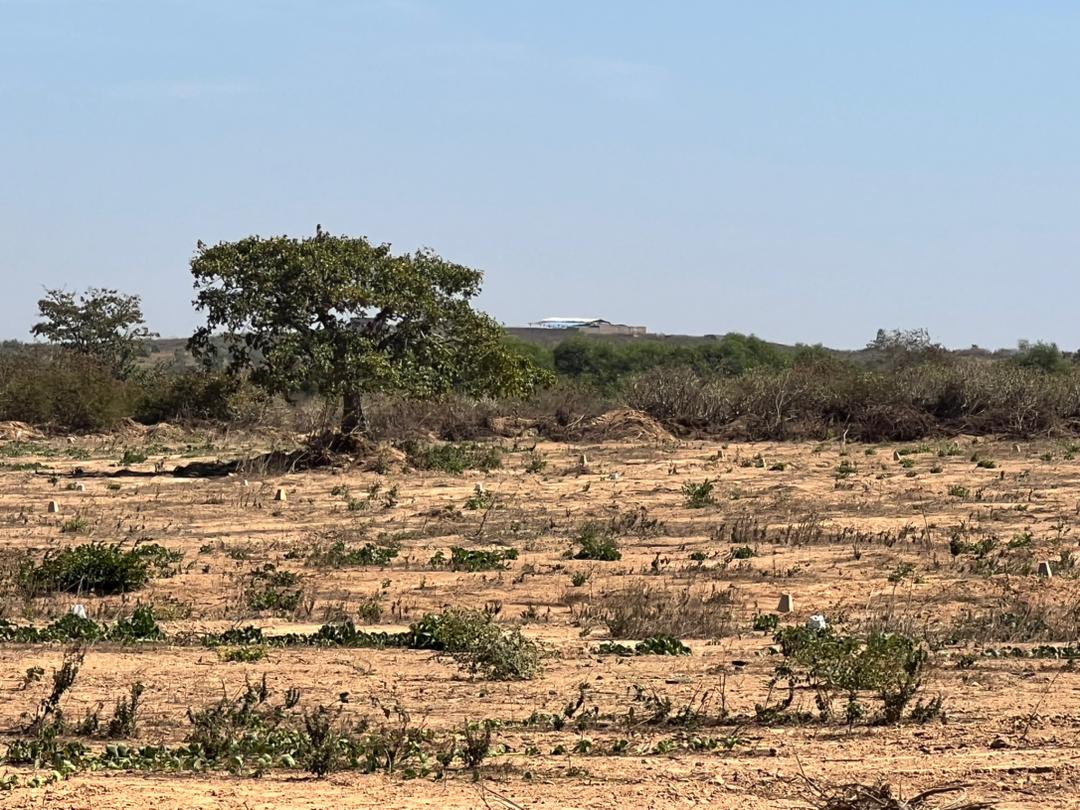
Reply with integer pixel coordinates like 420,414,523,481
1,423,1080,808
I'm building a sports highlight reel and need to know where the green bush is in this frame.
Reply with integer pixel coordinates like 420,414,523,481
764,627,930,725
442,546,519,572
244,565,303,613
682,479,716,509
402,441,502,473
0,348,137,431
17,543,180,596
573,523,621,561
306,539,399,568
415,608,543,681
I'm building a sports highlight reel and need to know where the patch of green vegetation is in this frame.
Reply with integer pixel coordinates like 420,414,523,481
752,613,780,632
572,523,621,561
16,543,181,596
306,539,399,568
119,448,148,466
434,546,519,572
681,479,716,509
760,627,933,725
244,565,303,613
596,635,691,657
402,441,502,474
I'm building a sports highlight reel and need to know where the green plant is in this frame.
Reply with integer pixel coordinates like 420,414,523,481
25,647,84,737
107,682,145,738
119,448,148,466
244,565,303,614
460,719,493,775
306,538,399,568
597,635,691,656
681,478,716,509
416,608,544,681
403,441,504,473
444,546,519,572
573,523,621,561
463,486,496,511
17,543,179,596
302,706,340,776
524,451,547,474
569,570,590,587
59,516,91,534
753,613,780,632
764,627,929,725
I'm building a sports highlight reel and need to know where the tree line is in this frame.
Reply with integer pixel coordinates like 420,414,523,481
1,227,1078,438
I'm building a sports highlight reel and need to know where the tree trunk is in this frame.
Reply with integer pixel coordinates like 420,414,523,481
341,389,368,437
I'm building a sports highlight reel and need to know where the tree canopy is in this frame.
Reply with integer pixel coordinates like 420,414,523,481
188,228,552,435
31,288,156,379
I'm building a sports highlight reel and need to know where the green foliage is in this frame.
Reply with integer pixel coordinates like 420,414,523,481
403,441,502,473
0,348,139,431
109,605,166,642
244,565,303,613
1014,340,1070,374
31,288,156,379
573,523,621,561
416,608,544,681
17,543,180,596
107,682,145,738
681,478,716,508
463,487,495,510
753,613,780,632
765,627,930,725
305,538,399,568
188,228,552,434
442,546,519,572
597,635,691,657
553,333,789,392
119,448,148,466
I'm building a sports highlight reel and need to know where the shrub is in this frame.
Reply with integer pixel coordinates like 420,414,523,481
577,583,734,639
17,543,180,596
119,448,148,466
106,682,145,738
443,546,518,572
306,538,399,568
573,523,621,561
682,479,716,509
597,635,691,656
402,441,502,473
764,627,929,725
244,565,303,614
0,348,137,432
415,608,544,681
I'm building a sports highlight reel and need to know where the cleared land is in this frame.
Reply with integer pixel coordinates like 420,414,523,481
1,419,1079,808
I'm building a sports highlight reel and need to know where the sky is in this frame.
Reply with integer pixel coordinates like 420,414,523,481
1,1,1078,349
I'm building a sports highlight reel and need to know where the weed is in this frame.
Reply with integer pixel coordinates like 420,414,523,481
682,478,716,509
573,523,621,561
403,441,502,474
107,682,145,738
17,543,179,596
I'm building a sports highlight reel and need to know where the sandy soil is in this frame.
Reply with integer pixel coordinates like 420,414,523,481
1,428,1079,808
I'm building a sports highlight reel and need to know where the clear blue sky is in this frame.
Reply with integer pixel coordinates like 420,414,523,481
2,1,1078,349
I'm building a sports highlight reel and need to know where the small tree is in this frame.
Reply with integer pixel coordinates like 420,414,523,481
31,288,156,379
188,227,551,436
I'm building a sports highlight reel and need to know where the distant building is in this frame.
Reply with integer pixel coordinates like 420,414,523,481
529,317,647,336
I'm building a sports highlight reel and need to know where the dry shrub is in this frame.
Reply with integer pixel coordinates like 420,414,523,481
575,582,735,639
627,360,1080,441
942,582,1080,644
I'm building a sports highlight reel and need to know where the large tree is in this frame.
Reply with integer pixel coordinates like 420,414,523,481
188,227,551,435
31,287,156,379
